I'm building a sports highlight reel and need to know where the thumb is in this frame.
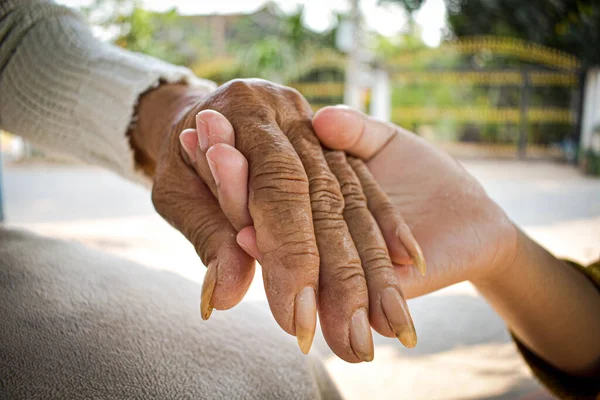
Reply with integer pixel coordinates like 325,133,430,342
312,106,396,160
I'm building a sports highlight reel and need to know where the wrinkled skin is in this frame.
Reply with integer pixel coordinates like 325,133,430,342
310,107,518,297
148,79,423,362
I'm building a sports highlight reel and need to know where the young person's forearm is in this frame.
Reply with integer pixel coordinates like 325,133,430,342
473,228,600,377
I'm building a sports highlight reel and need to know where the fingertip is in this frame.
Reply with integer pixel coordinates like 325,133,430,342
179,128,199,162
207,143,252,229
236,226,260,261
197,109,236,146
210,247,256,311
312,106,365,151
206,143,247,171
314,106,398,160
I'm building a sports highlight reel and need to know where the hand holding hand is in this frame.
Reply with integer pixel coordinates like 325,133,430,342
143,79,425,362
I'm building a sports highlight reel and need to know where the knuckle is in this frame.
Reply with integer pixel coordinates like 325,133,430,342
324,152,367,210
283,85,303,98
261,237,320,280
221,78,252,94
251,154,309,207
310,188,345,216
311,215,346,231
263,238,319,265
284,86,309,106
340,181,366,211
279,86,312,119
330,264,366,286
286,121,319,145
212,79,276,124
308,172,344,214
359,246,392,272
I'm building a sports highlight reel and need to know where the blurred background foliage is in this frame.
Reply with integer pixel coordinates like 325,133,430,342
81,0,345,83
80,0,599,78
76,0,599,159
384,0,600,66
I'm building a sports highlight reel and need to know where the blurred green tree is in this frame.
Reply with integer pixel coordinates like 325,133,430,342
80,0,202,65
232,6,342,82
445,0,600,66
79,1,342,83
383,0,600,65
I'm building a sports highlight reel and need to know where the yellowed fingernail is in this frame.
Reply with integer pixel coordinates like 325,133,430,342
413,250,426,277
295,286,317,354
350,308,374,362
396,225,426,276
200,260,217,320
381,287,417,348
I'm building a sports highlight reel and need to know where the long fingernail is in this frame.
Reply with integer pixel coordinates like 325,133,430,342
350,308,374,362
196,114,209,152
206,152,220,186
381,287,417,348
179,130,197,162
200,260,217,320
396,226,426,276
414,251,426,277
295,286,317,354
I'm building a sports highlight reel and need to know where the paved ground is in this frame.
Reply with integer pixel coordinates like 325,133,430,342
2,160,599,400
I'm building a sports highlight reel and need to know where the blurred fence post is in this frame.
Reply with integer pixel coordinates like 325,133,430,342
0,137,4,222
371,68,390,121
344,0,363,110
580,68,600,155
518,69,530,159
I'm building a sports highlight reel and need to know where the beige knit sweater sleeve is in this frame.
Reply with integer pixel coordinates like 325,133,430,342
0,0,216,183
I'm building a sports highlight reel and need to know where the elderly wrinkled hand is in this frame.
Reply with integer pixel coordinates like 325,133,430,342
149,79,424,362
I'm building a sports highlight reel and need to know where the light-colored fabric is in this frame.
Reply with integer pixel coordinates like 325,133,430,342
0,0,216,184
0,227,342,399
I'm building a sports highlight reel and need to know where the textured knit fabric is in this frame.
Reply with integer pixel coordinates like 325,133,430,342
0,0,215,184
0,228,342,399
513,260,600,400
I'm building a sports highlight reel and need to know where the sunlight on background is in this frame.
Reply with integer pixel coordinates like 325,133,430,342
57,0,446,45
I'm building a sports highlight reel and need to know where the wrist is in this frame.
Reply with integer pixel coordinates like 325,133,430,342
470,226,600,376
129,82,212,176
470,221,521,291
